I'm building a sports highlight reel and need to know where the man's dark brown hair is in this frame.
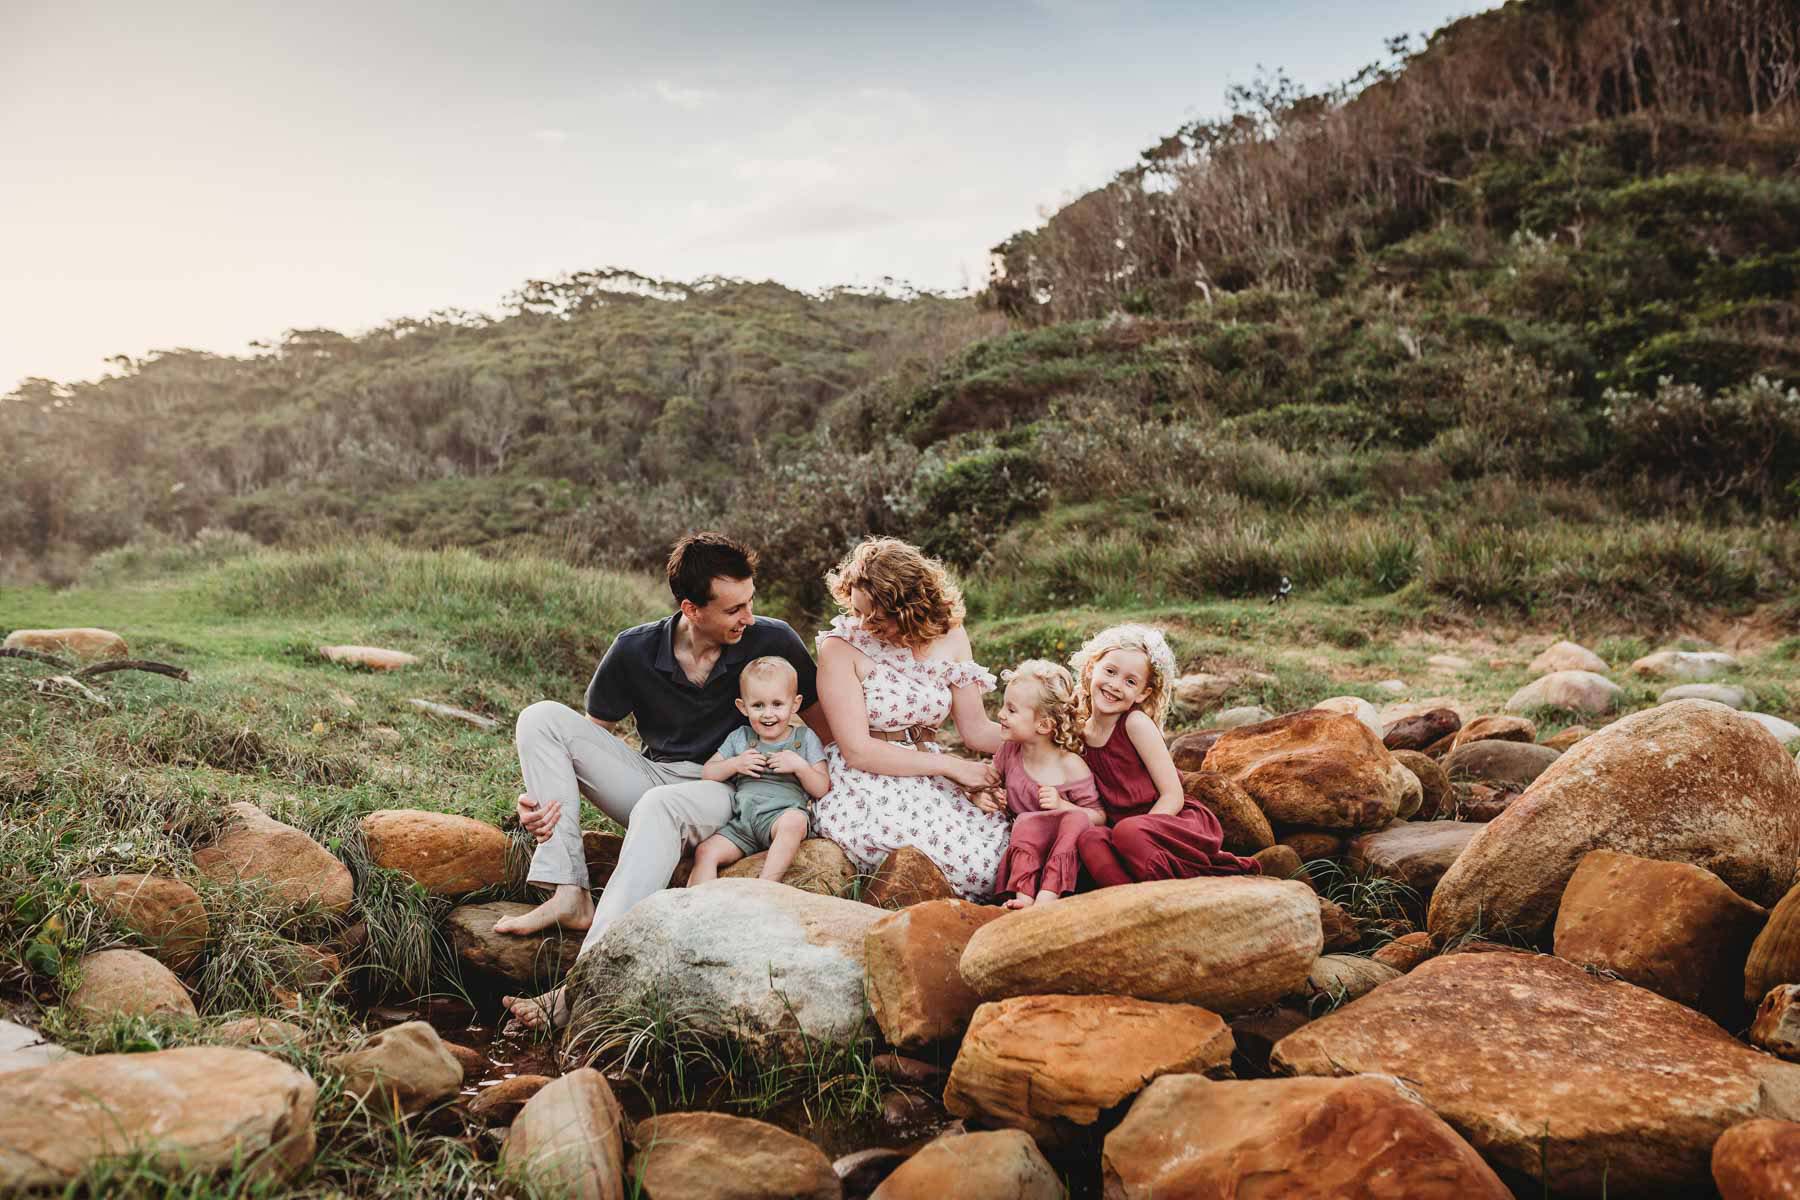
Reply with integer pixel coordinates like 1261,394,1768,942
666,532,758,608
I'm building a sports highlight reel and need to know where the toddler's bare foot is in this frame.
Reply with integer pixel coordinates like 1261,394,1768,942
1033,890,1061,908
502,987,570,1034
1003,894,1035,910
493,887,593,935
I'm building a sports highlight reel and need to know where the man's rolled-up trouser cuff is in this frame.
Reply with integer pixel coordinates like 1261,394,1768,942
527,832,590,888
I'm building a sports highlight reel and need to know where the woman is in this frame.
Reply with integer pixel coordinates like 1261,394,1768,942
813,537,1009,898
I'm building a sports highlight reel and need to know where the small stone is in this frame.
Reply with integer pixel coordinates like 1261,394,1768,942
78,874,209,971
1374,679,1408,695
1168,729,1224,771
1214,705,1274,729
0,1019,74,1072
1506,670,1622,715
1181,770,1274,853
1632,648,1738,681
193,802,354,916
325,1021,463,1114
213,1017,306,1048
1280,831,1346,861
867,1130,1059,1200
1172,672,1236,710
1317,896,1359,951
1302,954,1401,1005
882,1091,938,1127
720,837,856,896
442,1041,488,1078
1529,640,1608,675
1426,653,1472,672
1662,683,1754,710
1393,749,1448,819
1450,715,1535,749
1746,712,1800,747
1443,739,1560,790
68,949,195,1021
1542,725,1591,751
582,830,625,886
1250,843,1305,883
1204,710,1416,831
406,698,500,730
466,1074,550,1124
361,809,511,897
630,1111,840,1200
501,1069,626,1200
319,644,418,670
834,1147,908,1194
3,627,128,661
1752,986,1800,1061
1312,695,1382,737
1372,931,1436,972
1713,1118,1800,1200
1347,821,1482,901
862,846,957,909
871,1053,946,1085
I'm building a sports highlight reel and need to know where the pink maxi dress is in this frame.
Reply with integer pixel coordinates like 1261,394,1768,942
812,615,1012,899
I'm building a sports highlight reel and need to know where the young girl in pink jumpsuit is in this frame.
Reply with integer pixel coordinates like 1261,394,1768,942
1070,626,1261,885
990,660,1104,909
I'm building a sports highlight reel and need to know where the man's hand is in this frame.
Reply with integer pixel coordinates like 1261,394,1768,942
765,749,809,775
727,750,768,778
517,792,561,843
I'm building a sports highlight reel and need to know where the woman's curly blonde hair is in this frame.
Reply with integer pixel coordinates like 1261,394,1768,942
1068,623,1178,728
827,537,965,649
1002,659,1086,755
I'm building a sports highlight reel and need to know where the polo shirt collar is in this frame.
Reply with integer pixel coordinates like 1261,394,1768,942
656,614,756,685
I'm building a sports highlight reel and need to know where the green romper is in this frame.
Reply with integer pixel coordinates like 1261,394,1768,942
712,724,827,855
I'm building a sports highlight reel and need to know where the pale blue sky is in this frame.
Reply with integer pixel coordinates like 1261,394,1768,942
1,0,1479,391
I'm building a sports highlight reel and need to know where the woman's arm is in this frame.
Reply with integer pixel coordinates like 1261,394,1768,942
943,625,1004,756
818,638,985,782
1125,710,1188,816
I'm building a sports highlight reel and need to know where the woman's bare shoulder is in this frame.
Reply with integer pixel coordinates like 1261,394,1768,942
937,623,974,660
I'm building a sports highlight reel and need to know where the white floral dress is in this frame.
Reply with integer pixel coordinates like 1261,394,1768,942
814,615,1011,899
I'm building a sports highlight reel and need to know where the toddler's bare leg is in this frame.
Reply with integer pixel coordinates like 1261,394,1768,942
759,810,810,882
688,833,743,885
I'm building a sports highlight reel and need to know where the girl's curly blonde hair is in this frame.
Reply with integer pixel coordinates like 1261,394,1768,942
1068,624,1178,728
1001,659,1086,755
827,537,965,650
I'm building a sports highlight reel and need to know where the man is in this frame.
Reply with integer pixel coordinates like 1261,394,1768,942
497,531,824,1030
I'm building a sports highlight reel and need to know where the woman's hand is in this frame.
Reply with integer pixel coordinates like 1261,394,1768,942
969,786,1006,815
940,754,999,792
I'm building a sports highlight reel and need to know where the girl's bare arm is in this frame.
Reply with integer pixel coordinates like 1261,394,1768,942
1125,710,1188,816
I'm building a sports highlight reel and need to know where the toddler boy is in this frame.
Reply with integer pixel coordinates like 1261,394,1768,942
689,656,829,885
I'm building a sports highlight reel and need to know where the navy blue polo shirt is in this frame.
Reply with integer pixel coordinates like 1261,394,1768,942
584,614,819,764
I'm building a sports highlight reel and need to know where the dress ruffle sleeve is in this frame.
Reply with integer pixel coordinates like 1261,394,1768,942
818,613,875,657
940,658,997,693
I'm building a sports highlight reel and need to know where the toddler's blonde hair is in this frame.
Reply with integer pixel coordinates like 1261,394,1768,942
1002,659,1086,755
1068,624,1178,728
740,655,799,694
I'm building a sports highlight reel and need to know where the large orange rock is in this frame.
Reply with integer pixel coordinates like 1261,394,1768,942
1201,710,1415,831
862,846,957,909
630,1111,840,1200
4,627,127,661
868,1130,1059,1200
501,1069,626,1200
958,877,1320,1015
1180,770,1274,852
68,949,195,1020
943,994,1232,1140
78,874,209,971
359,809,510,896
865,899,1004,1050
1714,1119,1800,1199
1429,701,1800,944
1747,884,1800,1010
0,1046,316,1189
1271,951,1800,1196
194,802,354,915
1554,849,1767,1024
1101,1073,1510,1199
1346,821,1481,901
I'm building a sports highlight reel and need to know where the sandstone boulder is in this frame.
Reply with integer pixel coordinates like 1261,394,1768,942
583,830,625,887
1202,710,1415,831
1748,713,1800,747
1752,986,1800,1061
0,1018,74,1072
501,1069,625,1200
1171,672,1236,710
1372,931,1436,972
1554,849,1767,1024
79,874,208,971
446,902,582,985
1383,708,1462,752
1215,705,1274,729
944,994,1232,1140
1180,770,1274,852
3,627,128,661
325,1021,462,1114
68,949,195,1021
862,846,957,909
1347,820,1480,901
1394,749,1449,819
360,810,510,897
1442,738,1560,790
630,1111,840,1200
1251,843,1305,882
1317,897,1359,951
467,1074,551,1125
319,644,418,670
1102,1073,1510,1200
1271,951,1800,1196
1302,954,1401,1005
1168,729,1224,771
1430,700,1800,944
1663,683,1755,709
0,1046,316,1189
569,879,883,1060
1543,724,1592,751
1529,640,1608,675
1506,670,1621,715
1280,830,1347,861
958,877,1320,1015
867,1130,1059,1200
865,899,1004,1051
720,838,855,896
1449,715,1534,749
194,802,354,915
1313,695,1382,737
1632,648,1738,681
1427,653,1472,673
1747,884,1800,1009
1714,1118,1800,1200
213,1016,306,1048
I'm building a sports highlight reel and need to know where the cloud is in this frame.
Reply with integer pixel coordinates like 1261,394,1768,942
529,129,569,145
653,79,717,110
691,199,902,247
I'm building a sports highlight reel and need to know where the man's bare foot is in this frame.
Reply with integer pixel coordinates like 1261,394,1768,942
502,987,570,1034
493,886,593,935
1003,894,1035,910
1033,890,1061,907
